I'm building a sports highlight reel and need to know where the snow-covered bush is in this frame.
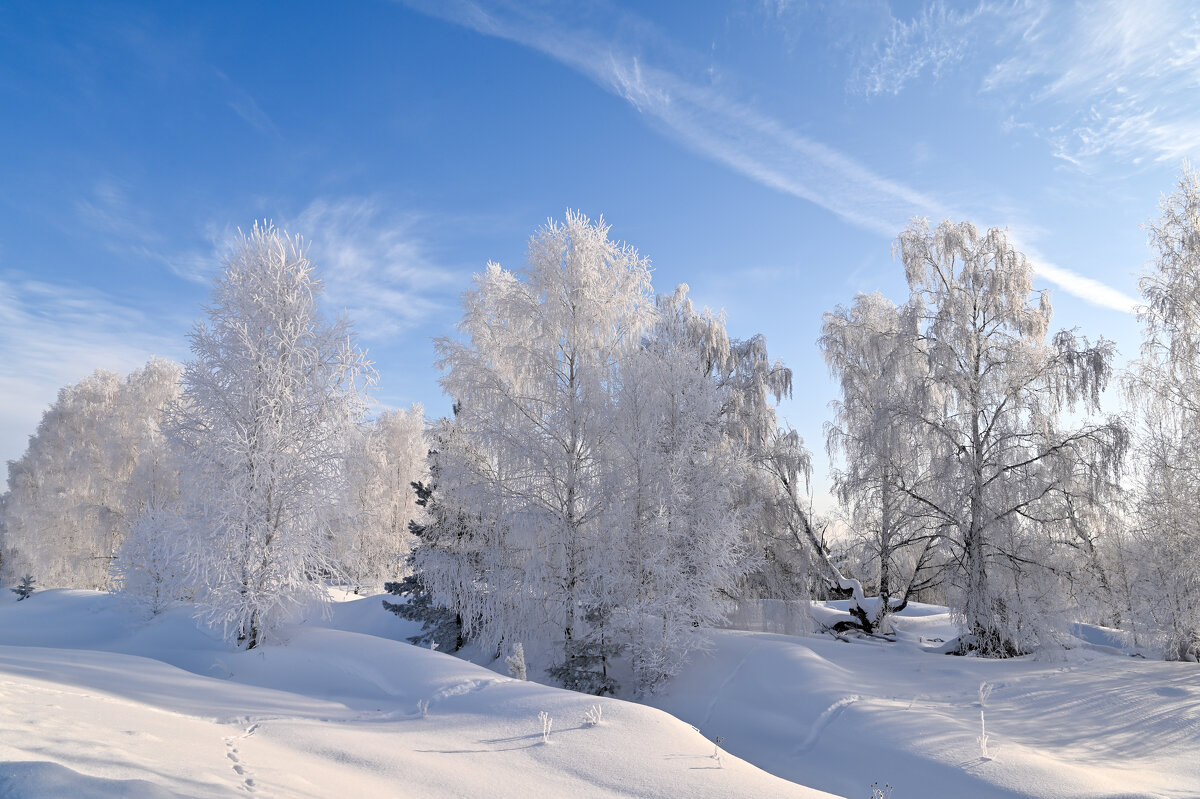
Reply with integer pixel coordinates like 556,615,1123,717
112,506,192,615
505,643,527,680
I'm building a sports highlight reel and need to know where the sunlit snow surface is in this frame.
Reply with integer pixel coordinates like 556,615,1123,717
2,591,1197,798
0,590,834,798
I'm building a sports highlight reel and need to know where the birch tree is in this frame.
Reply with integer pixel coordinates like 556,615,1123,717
821,292,943,630
167,223,374,648
1,359,181,589
1125,163,1200,661
432,211,656,690
338,406,428,592
896,219,1125,655
425,215,803,693
611,285,749,693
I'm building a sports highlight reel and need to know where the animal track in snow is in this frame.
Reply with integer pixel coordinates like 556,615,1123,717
223,721,260,793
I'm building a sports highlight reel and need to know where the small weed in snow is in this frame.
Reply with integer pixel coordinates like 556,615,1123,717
712,735,724,769
870,781,893,798
417,699,429,718
538,711,553,743
583,704,603,727
978,681,994,707
976,681,993,760
977,709,990,760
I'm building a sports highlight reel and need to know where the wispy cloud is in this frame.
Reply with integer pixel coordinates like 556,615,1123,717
398,0,945,237
1030,260,1139,314
285,197,460,339
988,0,1200,166
77,185,459,339
853,1,1006,96
216,70,284,140
76,180,214,283
858,0,1200,166
1005,234,1140,314
398,0,1136,314
0,276,185,466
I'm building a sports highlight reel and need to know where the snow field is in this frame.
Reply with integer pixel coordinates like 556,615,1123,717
3,591,1198,799
652,604,1200,799
0,590,836,798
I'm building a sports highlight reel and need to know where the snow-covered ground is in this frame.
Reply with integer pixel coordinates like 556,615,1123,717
652,602,1200,798
0,590,833,798
2,591,1197,798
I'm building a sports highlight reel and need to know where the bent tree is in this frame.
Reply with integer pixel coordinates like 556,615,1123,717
895,220,1125,655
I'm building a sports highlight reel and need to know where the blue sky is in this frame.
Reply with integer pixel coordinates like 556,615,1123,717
2,0,1197,506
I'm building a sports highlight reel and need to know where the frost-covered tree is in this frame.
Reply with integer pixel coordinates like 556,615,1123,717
431,211,657,691
167,223,374,648
610,285,750,693
635,288,808,606
0,359,182,588
112,503,192,615
505,642,527,679
821,292,943,631
338,406,427,592
1124,163,1200,661
895,219,1125,655
111,369,189,611
424,216,797,694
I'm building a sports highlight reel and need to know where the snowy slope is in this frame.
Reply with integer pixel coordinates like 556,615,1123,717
4,591,1198,799
650,603,1200,799
0,590,838,799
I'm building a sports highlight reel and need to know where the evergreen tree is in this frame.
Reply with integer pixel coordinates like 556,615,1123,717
11,573,35,601
383,477,464,652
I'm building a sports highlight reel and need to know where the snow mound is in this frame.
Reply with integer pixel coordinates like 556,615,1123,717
0,761,182,799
